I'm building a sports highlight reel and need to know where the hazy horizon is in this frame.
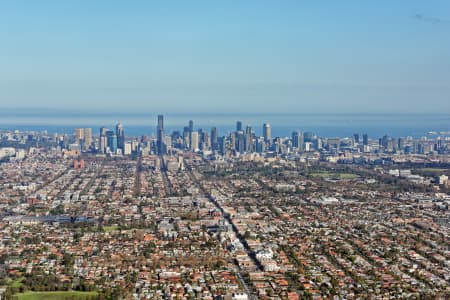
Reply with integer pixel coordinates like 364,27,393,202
1,110,448,138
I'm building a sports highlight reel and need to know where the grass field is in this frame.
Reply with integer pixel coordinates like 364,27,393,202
310,172,358,179
15,291,98,300
10,277,25,288
102,225,119,232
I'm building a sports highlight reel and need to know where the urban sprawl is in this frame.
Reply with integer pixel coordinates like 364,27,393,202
0,116,449,300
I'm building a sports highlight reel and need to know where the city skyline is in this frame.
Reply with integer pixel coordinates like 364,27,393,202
3,115,446,157
1,1,450,113
1,112,450,140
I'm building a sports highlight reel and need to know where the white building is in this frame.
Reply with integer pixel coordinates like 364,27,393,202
231,293,248,300
256,248,273,262
0,147,15,159
124,142,132,155
438,175,448,185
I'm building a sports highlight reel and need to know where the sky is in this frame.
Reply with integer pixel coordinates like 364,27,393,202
0,1,449,114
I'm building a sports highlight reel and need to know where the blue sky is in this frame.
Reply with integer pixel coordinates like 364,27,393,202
0,1,449,113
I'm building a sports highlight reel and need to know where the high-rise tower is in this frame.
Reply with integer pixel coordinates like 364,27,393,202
245,126,253,152
236,121,242,132
188,120,194,148
84,128,92,150
116,123,124,152
211,127,218,151
157,115,165,154
106,130,117,153
99,127,108,153
263,123,271,143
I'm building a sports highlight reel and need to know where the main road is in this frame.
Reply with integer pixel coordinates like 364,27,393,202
184,160,260,300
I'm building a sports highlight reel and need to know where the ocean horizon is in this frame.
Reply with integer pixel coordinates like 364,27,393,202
1,111,449,139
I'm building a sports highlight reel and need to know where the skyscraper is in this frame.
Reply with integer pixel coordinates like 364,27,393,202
219,136,227,155
100,127,109,136
292,131,304,151
74,128,84,142
304,132,314,143
157,115,165,154
363,134,369,146
158,115,164,130
99,127,108,153
106,130,117,153
211,127,218,151
236,121,242,132
201,131,210,151
230,132,236,152
74,128,92,151
236,131,245,153
245,126,253,152
188,120,194,149
183,126,190,149
84,128,92,150
263,123,271,143
116,123,124,151
190,131,199,152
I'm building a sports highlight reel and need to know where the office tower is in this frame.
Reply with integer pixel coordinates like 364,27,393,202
116,122,124,151
219,136,227,155
303,131,314,143
327,138,340,151
237,130,245,153
131,140,139,153
363,134,369,146
437,139,444,153
157,115,165,154
292,131,298,148
353,133,360,145
314,137,322,150
84,128,92,150
73,128,84,150
304,142,312,152
292,131,304,150
183,127,190,149
245,126,253,152
100,127,109,136
263,123,271,143
190,131,199,152
230,132,236,151
99,135,107,154
171,131,181,140
171,131,182,148
188,120,194,148
274,137,282,153
124,142,132,155
236,121,243,132
163,135,172,153
256,137,266,153
201,131,210,151
198,129,204,143
74,128,92,151
381,135,389,149
211,127,218,151
99,127,109,153
106,130,117,153
74,128,84,142
158,115,164,130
